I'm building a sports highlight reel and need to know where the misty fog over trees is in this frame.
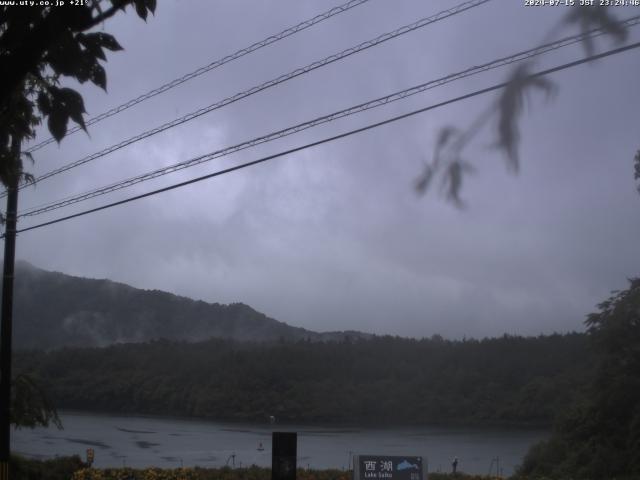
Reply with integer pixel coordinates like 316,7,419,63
15,333,590,427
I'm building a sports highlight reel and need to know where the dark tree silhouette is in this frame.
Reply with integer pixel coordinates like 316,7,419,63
0,0,156,431
517,279,640,479
10,374,61,430
0,0,156,187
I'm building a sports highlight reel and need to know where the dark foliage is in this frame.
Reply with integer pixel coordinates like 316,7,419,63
516,278,640,479
10,373,61,429
10,454,86,480
494,64,554,172
0,0,156,187
15,333,591,427
416,7,631,206
564,5,628,57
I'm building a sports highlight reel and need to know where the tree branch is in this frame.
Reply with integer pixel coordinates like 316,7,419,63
0,1,134,110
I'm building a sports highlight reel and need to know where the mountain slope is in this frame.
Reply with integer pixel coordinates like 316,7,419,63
12,261,367,349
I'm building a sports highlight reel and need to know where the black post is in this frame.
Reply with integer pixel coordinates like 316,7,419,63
0,166,19,480
272,432,297,480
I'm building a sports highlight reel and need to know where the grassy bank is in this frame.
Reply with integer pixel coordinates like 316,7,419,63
11,457,501,480
16,454,640,480
10,455,86,480
71,467,498,480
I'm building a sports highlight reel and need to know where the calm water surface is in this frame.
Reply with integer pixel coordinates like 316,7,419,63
13,411,548,476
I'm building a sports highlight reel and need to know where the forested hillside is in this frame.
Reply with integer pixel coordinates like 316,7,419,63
11,261,368,349
516,279,640,479
16,333,591,426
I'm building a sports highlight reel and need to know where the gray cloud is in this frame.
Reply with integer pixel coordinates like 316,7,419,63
13,0,640,339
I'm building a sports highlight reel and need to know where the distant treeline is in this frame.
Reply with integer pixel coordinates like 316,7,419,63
15,333,591,426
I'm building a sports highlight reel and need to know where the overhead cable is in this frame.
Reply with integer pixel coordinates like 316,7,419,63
18,16,640,218
10,40,640,236
10,0,491,197
24,0,375,154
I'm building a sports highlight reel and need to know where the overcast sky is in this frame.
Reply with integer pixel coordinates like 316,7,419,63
11,0,640,338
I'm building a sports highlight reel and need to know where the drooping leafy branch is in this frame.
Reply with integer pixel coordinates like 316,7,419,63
10,374,61,430
416,6,631,206
0,0,156,427
634,149,640,194
0,0,156,188
517,278,640,479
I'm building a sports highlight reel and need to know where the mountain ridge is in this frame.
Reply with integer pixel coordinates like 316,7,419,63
11,261,371,350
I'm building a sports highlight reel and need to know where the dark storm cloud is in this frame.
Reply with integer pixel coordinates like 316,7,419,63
14,0,640,338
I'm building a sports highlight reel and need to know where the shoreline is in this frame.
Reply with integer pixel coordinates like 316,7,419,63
54,409,553,432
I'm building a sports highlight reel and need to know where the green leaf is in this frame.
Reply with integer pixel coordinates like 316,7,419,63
47,110,68,142
92,32,123,52
22,151,34,165
46,87,86,137
90,64,107,91
444,161,464,207
45,31,84,77
495,63,555,172
414,165,434,195
21,172,36,186
134,0,148,20
564,7,628,57
57,88,87,131
433,126,459,167
441,159,474,208
77,32,106,60
36,92,52,116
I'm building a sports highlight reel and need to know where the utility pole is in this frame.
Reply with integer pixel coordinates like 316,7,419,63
0,140,20,480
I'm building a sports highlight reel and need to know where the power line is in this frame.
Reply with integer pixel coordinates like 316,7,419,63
18,16,640,219
10,40,640,237
8,0,491,197
24,0,375,154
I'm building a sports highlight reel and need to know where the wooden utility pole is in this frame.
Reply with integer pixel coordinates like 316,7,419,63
0,141,20,480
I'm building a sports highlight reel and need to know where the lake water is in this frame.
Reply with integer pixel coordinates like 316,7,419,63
13,411,548,476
